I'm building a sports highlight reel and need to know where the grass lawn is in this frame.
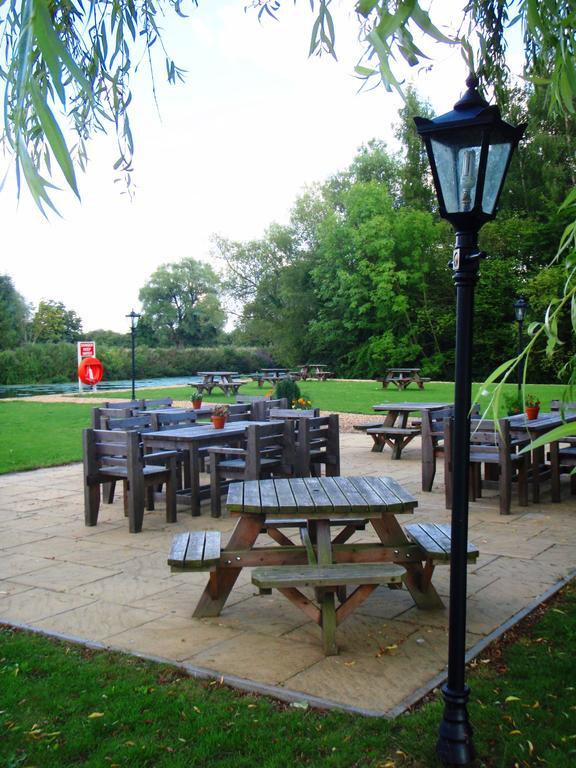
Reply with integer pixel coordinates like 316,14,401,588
0,380,570,474
80,379,568,415
1,583,575,767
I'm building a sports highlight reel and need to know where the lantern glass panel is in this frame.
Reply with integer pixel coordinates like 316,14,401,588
482,140,513,214
430,134,483,213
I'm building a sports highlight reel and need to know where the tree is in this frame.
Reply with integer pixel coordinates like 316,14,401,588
0,275,30,350
138,258,225,346
30,299,82,343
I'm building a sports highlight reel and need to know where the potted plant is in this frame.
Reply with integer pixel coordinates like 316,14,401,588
292,396,312,410
504,392,523,417
211,403,229,429
190,390,203,409
524,394,541,420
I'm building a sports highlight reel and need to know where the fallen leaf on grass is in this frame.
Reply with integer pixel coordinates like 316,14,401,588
88,712,105,719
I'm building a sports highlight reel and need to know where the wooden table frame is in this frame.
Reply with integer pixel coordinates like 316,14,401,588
377,368,430,390
370,403,449,459
192,475,444,620
143,420,270,517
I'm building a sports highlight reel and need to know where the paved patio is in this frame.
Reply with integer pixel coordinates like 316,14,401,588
1,432,575,716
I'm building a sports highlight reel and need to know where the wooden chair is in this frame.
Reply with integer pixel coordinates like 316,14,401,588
141,397,173,409
549,440,576,501
207,421,295,517
251,398,289,420
236,395,270,404
269,408,320,419
83,429,178,533
154,411,198,430
421,405,479,494
444,417,529,515
92,404,139,428
297,415,340,478
550,400,576,413
227,403,252,422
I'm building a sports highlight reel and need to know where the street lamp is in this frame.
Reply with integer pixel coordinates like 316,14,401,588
126,310,141,400
513,296,529,396
415,74,525,766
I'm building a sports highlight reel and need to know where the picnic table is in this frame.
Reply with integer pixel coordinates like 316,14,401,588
168,476,478,654
249,368,290,388
367,402,449,459
194,371,249,396
508,411,576,503
377,368,431,390
296,363,334,381
142,420,270,517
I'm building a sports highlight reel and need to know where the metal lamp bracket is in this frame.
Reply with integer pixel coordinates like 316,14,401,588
451,249,486,270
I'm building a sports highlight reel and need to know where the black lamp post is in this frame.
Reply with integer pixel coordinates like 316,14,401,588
126,310,141,400
513,296,529,396
415,74,525,766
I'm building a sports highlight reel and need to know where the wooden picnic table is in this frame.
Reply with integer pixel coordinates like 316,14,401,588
369,402,449,459
194,371,249,396
142,420,270,517
296,364,334,381
250,368,291,388
377,368,431,390
508,411,576,503
172,476,476,654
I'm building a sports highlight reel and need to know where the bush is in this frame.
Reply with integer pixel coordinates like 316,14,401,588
274,379,301,406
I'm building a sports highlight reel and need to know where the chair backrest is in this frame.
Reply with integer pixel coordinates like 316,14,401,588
228,403,252,415
550,400,576,413
469,417,518,464
141,397,173,410
251,398,289,420
269,408,320,419
104,414,157,433
244,421,296,477
83,428,140,475
155,411,198,430
236,395,270,404
297,415,340,475
103,399,143,409
92,405,138,428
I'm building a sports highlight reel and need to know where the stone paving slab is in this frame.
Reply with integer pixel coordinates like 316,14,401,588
1,432,575,716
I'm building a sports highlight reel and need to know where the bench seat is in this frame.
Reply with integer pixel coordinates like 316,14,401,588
404,522,479,564
352,421,386,431
168,531,221,571
367,427,420,436
251,563,404,589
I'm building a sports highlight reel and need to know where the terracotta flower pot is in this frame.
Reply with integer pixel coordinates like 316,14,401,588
192,399,202,409
211,415,227,429
525,406,540,420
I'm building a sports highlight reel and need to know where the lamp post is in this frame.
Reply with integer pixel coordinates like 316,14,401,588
415,74,525,766
126,310,141,400
513,296,529,396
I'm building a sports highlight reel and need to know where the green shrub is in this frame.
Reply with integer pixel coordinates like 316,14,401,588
274,379,301,406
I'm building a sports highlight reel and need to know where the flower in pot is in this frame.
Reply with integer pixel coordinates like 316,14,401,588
292,396,312,410
524,394,541,420
211,403,229,429
190,390,203,409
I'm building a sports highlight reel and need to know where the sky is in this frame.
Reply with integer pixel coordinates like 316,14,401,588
1,1,502,333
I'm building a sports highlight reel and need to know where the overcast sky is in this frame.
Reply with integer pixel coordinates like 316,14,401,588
2,1,491,332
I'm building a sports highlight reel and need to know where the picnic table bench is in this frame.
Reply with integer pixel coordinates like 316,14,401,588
193,371,250,396
168,476,480,655
377,368,431,390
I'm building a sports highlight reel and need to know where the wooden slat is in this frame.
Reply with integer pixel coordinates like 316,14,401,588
289,477,318,514
203,531,222,564
380,476,419,510
274,478,298,513
302,476,333,515
300,527,317,565
405,522,479,561
257,479,280,515
362,476,405,512
251,563,405,589
184,531,206,565
317,477,351,511
330,476,370,509
421,522,479,558
226,482,244,512
168,533,189,566
242,480,262,511
346,476,389,513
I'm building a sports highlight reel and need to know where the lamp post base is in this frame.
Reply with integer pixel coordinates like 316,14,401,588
437,684,475,766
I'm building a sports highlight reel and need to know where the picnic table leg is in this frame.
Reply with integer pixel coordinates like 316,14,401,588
189,444,202,517
193,514,263,618
371,517,444,609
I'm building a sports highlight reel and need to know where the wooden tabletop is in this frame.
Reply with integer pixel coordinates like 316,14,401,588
226,475,417,519
144,420,269,441
373,402,448,412
196,371,239,377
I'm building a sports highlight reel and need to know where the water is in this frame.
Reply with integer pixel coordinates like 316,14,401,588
0,376,203,399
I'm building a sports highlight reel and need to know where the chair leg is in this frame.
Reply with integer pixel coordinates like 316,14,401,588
84,482,101,526
165,465,178,524
422,454,436,492
128,475,145,534
104,481,115,504
210,463,223,518
517,458,529,507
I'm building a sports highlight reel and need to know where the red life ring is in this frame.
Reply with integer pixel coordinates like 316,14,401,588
78,356,104,385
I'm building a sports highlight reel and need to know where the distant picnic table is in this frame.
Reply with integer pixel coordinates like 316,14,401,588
295,363,334,381
249,368,291,388
194,371,249,396
377,368,430,390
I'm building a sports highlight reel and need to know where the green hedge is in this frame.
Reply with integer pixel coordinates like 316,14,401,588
0,343,276,384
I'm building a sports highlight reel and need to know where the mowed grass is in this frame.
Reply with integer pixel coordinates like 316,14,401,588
83,379,569,415
0,401,94,474
1,583,575,767
0,379,569,474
